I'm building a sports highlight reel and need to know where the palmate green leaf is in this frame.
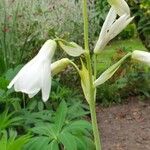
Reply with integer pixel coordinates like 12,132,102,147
0,130,31,150
71,134,95,150
0,110,22,130
48,140,59,150
63,120,92,133
54,101,68,133
67,102,90,120
58,131,77,150
94,52,131,87
80,136,95,150
30,123,57,138
59,40,84,57
23,136,50,150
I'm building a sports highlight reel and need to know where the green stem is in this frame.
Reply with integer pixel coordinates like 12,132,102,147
90,101,101,150
94,54,97,79
82,0,102,150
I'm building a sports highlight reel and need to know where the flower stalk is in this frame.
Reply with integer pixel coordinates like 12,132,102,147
82,0,102,149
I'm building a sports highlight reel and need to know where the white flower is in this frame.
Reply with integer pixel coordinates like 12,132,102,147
108,0,130,16
94,7,134,53
132,50,150,66
7,39,57,102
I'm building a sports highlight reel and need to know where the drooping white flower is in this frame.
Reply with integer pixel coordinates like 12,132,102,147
132,50,150,66
108,0,130,16
94,7,134,53
7,39,57,102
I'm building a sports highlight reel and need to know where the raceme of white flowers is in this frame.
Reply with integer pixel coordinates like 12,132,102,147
8,40,57,102
132,50,150,66
8,0,147,102
94,0,134,53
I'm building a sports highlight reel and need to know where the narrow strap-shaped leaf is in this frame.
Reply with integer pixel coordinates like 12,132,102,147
94,53,131,87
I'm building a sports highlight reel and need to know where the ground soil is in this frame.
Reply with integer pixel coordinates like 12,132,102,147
97,97,150,150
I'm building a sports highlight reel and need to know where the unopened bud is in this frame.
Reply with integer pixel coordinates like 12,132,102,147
51,58,70,76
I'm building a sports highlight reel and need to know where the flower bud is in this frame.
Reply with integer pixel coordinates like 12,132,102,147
51,58,70,76
132,50,150,66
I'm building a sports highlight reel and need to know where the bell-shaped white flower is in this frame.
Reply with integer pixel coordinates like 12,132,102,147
94,7,134,53
108,0,130,16
132,50,150,66
7,39,57,102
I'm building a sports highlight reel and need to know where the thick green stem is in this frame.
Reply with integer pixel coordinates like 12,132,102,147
90,100,101,150
82,0,102,149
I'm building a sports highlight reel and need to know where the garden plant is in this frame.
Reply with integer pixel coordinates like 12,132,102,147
6,0,150,150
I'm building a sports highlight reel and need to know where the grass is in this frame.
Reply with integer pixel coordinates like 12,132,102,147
96,38,146,72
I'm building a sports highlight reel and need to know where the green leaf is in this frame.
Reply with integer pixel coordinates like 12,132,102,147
0,130,31,150
54,101,68,133
63,120,92,133
59,40,84,57
31,123,57,138
58,131,77,150
38,101,44,111
80,136,95,150
74,136,87,150
94,53,131,86
79,60,91,104
23,136,49,150
48,140,59,150
27,100,37,111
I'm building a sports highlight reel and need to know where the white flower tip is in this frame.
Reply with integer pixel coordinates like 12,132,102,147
108,0,130,16
132,50,150,65
42,96,49,102
94,40,106,54
46,39,57,47
7,84,12,89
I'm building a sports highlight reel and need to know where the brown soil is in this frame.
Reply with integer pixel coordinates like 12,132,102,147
97,97,150,150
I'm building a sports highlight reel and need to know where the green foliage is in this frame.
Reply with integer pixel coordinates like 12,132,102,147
128,0,150,50
0,110,22,131
24,101,94,150
0,130,31,150
118,24,136,39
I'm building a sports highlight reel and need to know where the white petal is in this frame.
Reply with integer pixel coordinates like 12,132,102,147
94,7,116,53
41,60,51,102
28,89,40,98
37,39,57,60
108,15,134,40
132,50,150,66
108,0,130,16
13,61,42,94
7,56,38,89
99,7,117,39
94,38,109,53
